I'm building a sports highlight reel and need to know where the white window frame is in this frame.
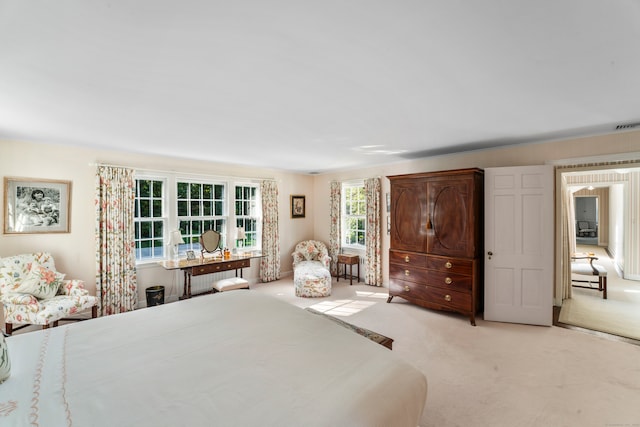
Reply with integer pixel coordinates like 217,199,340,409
134,172,262,265
341,180,366,250
134,175,168,262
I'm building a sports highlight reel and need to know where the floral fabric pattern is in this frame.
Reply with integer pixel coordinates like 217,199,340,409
328,181,341,276
364,178,382,286
292,240,331,297
0,252,97,329
260,180,281,282
95,166,137,316
15,262,65,299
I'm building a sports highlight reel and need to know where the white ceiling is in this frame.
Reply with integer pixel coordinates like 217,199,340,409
1,1,639,174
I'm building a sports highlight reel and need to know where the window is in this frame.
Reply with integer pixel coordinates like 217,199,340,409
134,173,261,263
134,178,167,260
234,184,259,248
342,182,366,248
177,180,227,252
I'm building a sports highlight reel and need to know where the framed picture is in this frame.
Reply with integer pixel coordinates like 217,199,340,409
3,177,71,234
290,195,305,218
186,250,196,260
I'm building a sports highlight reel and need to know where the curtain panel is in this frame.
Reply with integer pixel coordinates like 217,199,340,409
364,178,382,286
95,166,137,315
329,181,341,277
260,180,280,282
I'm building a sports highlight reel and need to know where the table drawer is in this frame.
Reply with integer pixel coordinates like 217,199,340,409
190,259,249,276
389,263,428,285
389,250,427,268
426,255,473,275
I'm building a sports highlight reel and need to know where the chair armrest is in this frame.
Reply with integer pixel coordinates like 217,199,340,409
0,292,38,305
320,255,331,268
59,279,90,296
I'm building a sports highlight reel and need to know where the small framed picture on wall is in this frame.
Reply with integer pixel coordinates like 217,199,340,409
290,195,305,218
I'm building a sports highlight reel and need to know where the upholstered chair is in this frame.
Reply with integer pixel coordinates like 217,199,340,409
0,252,98,335
292,240,332,297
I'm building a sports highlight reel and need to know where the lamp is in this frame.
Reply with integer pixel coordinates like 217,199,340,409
169,229,185,260
236,226,246,249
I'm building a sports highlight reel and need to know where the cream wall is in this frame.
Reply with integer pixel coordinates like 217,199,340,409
1,131,639,312
0,140,314,306
312,130,640,288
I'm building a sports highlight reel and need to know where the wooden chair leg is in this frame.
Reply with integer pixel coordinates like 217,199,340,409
5,323,12,336
602,277,607,299
92,305,98,318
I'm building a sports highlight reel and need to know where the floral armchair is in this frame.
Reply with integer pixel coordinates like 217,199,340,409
0,252,98,335
292,240,332,297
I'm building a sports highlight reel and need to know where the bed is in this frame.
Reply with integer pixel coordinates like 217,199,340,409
0,291,427,426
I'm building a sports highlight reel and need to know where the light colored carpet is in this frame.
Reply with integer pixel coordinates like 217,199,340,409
559,245,640,340
250,277,640,427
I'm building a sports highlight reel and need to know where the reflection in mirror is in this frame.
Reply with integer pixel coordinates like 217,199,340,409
200,230,222,257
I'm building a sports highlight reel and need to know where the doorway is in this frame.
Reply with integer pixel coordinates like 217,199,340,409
558,166,640,341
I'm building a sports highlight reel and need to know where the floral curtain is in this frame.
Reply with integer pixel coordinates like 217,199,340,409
95,166,137,315
260,180,280,282
329,181,341,277
365,177,382,286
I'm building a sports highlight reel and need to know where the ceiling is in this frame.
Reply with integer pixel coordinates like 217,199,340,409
1,1,639,174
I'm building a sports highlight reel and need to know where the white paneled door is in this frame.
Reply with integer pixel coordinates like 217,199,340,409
484,165,554,326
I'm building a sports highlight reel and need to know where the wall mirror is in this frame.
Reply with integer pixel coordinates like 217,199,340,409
200,230,221,257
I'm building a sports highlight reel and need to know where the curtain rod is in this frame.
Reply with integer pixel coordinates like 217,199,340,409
88,162,277,182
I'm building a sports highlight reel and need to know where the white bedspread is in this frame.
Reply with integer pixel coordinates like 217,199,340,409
1,291,427,426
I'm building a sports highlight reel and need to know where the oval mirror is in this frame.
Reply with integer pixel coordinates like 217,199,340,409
200,230,221,255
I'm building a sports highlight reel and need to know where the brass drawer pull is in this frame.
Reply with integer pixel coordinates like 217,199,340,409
404,286,410,292
444,294,452,302
404,255,410,263
405,270,410,276
445,277,452,285
445,261,452,269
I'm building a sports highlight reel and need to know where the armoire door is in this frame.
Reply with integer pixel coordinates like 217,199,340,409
390,178,427,252
426,175,477,258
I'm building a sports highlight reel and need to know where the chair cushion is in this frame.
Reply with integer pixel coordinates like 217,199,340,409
15,261,65,299
571,263,607,276
212,277,250,292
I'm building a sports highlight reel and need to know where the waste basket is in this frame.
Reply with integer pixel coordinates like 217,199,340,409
145,286,165,307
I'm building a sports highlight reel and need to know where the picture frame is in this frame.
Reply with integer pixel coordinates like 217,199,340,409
186,250,196,261
290,195,305,218
3,177,71,234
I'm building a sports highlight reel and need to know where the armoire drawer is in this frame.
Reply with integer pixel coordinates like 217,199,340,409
422,287,471,312
389,279,430,301
389,250,427,268
426,255,473,275
426,270,472,291
389,264,428,285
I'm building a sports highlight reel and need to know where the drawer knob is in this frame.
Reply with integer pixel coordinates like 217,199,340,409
444,294,452,302
445,277,452,285
445,261,452,269
404,255,410,263
404,269,410,276
404,286,410,292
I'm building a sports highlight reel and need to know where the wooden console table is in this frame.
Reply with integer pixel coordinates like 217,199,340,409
160,252,262,299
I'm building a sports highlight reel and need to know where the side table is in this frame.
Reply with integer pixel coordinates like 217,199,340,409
337,254,360,285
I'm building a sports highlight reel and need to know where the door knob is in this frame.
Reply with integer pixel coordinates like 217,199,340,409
487,251,493,260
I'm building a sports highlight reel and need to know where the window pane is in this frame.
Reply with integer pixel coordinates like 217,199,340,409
152,181,163,198
177,200,188,216
203,200,212,216
152,200,162,217
190,201,200,216
190,183,201,199
138,180,150,198
203,184,213,199
139,200,150,217
177,182,188,199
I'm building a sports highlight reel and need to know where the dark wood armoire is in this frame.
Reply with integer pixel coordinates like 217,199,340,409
387,168,484,325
